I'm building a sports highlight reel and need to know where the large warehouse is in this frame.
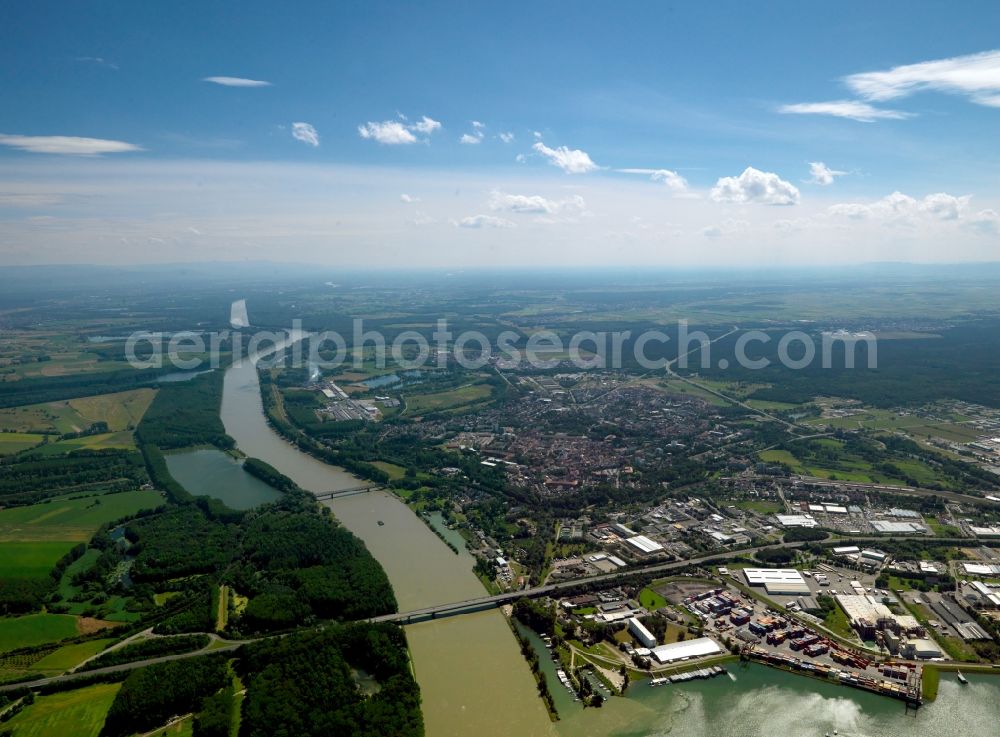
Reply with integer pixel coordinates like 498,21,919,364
650,637,722,665
743,568,811,595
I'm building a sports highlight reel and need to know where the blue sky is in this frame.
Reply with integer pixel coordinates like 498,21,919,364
2,1,1000,266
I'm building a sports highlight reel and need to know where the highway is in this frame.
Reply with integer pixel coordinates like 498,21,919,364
1,535,992,695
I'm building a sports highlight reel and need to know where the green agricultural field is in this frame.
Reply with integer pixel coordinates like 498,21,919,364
805,407,981,444
0,541,77,579
30,638,115,672
0,433,45,456
371,461,406,480
25,430,137,456
0,388,155,436
1,681,121,737
734,499,783,514
0,490,164,544
404,383,492,414
0,614,80,653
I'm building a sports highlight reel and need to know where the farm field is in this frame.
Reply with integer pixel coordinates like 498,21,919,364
0,614,80,653
0,490,165,544
404,383,492,414
0,433,45,456
30,638,115,671
0,388,156,436
371,460,406,480
804,406,981,443
0,681,121,737
0,541,77,580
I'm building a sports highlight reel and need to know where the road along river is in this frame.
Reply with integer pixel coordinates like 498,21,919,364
220,352,556,737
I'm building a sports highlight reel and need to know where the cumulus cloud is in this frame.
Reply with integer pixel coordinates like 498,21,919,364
358,115,441,144
0,134,142,156
460,133,482,145
358,120,417,145
710,167,800,206
778,100,910,122
455,214,515,229
532,142,599,174
845,49,1000,107
410,116,442,135
807,162,847,186
499,132,515,143
828,191,971,223
291,122,319,147
202,76,271,87
400,194,420,203
488,190,586,216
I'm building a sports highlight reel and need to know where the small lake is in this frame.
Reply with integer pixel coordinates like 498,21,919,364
164,448,282,510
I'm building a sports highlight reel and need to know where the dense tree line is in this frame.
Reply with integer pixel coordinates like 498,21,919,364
136,371,234,450
0,366,173,409
0,450,148,506
236,625,423,737
99,656,229,737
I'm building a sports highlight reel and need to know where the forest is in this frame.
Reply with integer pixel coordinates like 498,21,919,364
236,625,423,737
135,370,234,450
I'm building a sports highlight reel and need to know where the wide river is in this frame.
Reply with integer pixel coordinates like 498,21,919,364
217,342,1000,737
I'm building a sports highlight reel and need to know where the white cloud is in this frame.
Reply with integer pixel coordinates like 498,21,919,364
845,49,1000,107
532,142,599,174
0,134,142,156
358,115,441,144
358,121,417,145
828,191,971,223
291,122,319,147
702,218,749,238
202,76,271,87
455,214,515,229
488,190,586,216
920,192,970,220
499,132,515,143
618,168,690,194
472,121,485,129
400,194,420,203
75,56,119,70
710,167,800,206
778,100,910,122
807,162,847,186
0,193,63,207
968,209,1000,235
410,116,442,135
460,133,482,145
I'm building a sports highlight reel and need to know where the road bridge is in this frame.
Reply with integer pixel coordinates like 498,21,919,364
314,485,383,501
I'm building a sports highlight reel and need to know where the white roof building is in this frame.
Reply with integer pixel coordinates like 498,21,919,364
776,514,817,528
626,535,664,554
650,637,722,664
629,617,657,649
743,568,811,595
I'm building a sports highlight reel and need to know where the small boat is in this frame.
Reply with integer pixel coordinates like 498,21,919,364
377,520,385,526
957,670,969,685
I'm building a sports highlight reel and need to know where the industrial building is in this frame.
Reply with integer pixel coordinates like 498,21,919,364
649,637,722,664
902,638,943,660
871,520,927,534
776,514,817,528
743,568,811,595
628,617,657,648
625,534,664,555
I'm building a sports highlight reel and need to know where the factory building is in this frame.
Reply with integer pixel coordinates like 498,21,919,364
743,568,811,595
625,534,664,555
649,637,722,665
